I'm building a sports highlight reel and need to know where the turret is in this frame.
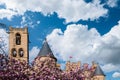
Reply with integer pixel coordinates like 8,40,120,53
37,38,57,61
93,64,105,80
34,38,58,69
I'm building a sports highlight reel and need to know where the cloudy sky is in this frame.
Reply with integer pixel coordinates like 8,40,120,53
0,0,120,79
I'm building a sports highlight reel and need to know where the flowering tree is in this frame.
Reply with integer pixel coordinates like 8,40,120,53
29,56,84,80
0,55,95,80
29,56,62,80
0,55,29,80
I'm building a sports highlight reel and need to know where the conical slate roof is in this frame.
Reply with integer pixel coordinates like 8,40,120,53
94,64,105,76
38,39,57,61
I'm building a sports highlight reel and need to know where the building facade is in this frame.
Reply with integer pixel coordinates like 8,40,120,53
9,27,29,63
65,61,105,80
66,61,80,71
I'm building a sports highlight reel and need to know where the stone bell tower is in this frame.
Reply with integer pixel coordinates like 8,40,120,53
9,27,29,63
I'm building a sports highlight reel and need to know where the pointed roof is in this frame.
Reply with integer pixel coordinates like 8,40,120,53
38,38,57,61
94,64,105,76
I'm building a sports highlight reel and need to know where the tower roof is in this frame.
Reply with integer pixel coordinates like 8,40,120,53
38,39,57,61
94,64,105,76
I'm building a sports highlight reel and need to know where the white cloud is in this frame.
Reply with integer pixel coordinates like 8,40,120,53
37,21,40,24
0,0,108,22
47,20,120,72
107,0,118,8
57,0,108,23
112,72,120,78
0,9,17,20
20,16,26,26
29,46,39,63
102,64,120,72
47,24,101,62
20,15,40,28
0,28,8,54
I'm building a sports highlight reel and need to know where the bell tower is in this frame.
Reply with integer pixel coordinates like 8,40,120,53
9,27,29,63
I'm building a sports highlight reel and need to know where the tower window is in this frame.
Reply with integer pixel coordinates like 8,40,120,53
16,33,21,45
19,48,24,57
12,48,17,57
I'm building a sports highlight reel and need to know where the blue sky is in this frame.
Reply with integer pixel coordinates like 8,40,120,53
0,0,120,79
